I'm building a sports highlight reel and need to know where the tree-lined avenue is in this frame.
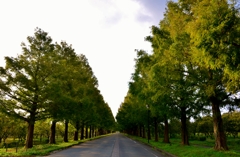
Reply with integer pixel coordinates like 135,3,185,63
46,133,166,157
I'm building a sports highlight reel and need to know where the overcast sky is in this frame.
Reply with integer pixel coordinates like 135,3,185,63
0,0,168,117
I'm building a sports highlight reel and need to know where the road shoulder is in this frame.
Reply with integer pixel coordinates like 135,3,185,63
124,134,177,157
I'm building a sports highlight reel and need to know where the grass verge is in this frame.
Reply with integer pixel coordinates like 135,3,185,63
126,135,240,157
0,134,110,156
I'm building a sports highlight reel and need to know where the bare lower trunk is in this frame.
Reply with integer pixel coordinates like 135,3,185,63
74,121,80,141
154,117,158,142
92,126,96,137
25,121,34,148
74,131,78,141
163,117,170,143
92,126,95,137
85,125,88,139
80,122,84,140
147,109,151,140
64,120,69,142
96,129,99,136
148,127,151,140
139,126,142,137
89,125,92,138
180,107,189,145
143,126,146,138
210,96,228,150
49,121,56,144
137,125,141,136
134,126,138,136
99,128,104,135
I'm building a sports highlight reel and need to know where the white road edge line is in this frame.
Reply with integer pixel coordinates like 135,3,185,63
126,136,158,157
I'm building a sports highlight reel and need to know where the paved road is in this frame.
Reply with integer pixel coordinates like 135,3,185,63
46,133,167,157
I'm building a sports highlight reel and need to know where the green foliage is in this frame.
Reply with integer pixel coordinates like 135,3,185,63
222,111,240,137
34,119,51,139
116,93,147,132
0,28,55,122
169,118,181,137
187,0,240,92
0,27,116,147
196,116,213,138
0,113,27,143
118,0,240,151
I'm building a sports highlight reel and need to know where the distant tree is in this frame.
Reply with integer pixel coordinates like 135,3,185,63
0,113,15,143
188,121,197,137
196,116,213,138
34,119,51,142
129,50,159,141
169,118,181,138
116,92,143,135
222,111,240,138
11,119,27,142
56,122,65,139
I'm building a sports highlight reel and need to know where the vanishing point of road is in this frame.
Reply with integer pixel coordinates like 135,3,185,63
46,133,168,157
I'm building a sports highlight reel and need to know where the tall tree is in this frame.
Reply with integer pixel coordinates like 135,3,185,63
129,50,157,140
0,28,55,148
45,41,79,143
185,0,240,150
145,5,204,145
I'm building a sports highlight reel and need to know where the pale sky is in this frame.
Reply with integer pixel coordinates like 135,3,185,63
0,0,167,117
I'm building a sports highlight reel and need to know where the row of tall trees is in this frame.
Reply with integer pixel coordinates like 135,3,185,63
116,0,240,151
0,28,115,148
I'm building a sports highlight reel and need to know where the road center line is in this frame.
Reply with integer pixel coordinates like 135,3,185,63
111,135,119,157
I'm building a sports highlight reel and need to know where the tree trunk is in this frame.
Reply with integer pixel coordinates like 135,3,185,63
80,122,84,140
143,126,146,138
25,121,35,148
92,126,95,137
99,128,104,135
210,96,228,150
49,120,56,144
74,131,78,141
139,126,142,137
89,125,92,138
163,117,170,143
147,109,151,140
96,129,98,136
64,120,69,142
85,125,88,139
154,117,158,142
180,107,189,145
148,127,151,140
74,121,80,141
134,126,138,136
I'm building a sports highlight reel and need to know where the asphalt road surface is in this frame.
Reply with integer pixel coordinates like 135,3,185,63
46,133,167,157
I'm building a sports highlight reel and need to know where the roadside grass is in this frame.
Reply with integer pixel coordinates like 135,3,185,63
0,141,79,156
127,135,240,157
0,134,111,156
189,137,240,151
